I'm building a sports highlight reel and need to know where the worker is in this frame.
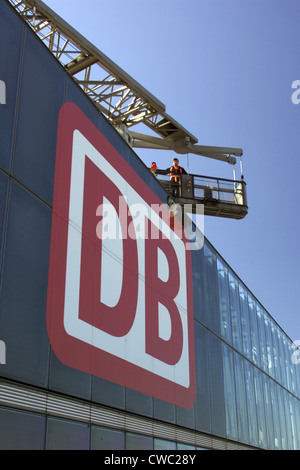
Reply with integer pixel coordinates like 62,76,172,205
151,158,187,197
169,158,187,182
169,158,186,196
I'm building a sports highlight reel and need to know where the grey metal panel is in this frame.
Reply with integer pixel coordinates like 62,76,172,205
153,398,176,425
65,74,100,128
0,181,51,386
91,376,125,411
12,27,65,205
0,0,24,173
0,171,9,272
125,388,153,419
48,350,92,401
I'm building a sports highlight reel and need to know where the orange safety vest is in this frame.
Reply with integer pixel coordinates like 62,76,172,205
170,165,182,183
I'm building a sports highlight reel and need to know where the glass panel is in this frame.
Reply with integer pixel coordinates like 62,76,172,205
0,407,45,450
239,284,251,359
293,394,300,449
289,396,298,450
263,313,274,378
270,322,281,384
91,425,125,450
233,352,249,444
253,368,267,448
262,375,274,449
222,343,238,440
244,362,259,447
202,243,220,334
194,322,211,434
277,330,288,389
283,389,293,449
282,335,293,392
126,432,153,450
208,333,226,437
292,341,300,399
277,386,288,450
46,417,90,450
291,347,299,398
270,382,282,450
228,272,242,351
191,248,202,324
177,442,196,450
217,258,232,343
287,340,296,394
247,295,260,366
256,305,268,373
154,438,176,450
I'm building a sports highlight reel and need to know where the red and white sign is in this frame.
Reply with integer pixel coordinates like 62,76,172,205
46,103,196,408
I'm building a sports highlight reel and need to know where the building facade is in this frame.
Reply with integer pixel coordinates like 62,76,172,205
0,0,299,450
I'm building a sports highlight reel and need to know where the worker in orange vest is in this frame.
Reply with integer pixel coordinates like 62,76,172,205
169,158,187,182
150,158,187,196
169,158,186,196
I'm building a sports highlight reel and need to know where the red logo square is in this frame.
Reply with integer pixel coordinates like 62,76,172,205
46,103,196,408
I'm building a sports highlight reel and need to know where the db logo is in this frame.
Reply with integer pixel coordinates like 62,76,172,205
46,103,196,408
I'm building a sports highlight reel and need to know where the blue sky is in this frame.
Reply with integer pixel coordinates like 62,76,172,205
45,0,300,341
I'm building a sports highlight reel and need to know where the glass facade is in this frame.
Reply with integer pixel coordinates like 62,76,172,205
0,0,300,450
200,244,300,449
0,406,210,450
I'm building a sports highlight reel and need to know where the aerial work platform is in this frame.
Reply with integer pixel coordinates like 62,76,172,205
156,172,248,220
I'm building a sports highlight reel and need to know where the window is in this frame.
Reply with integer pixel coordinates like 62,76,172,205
217,258,232,343
126,432,153,450
91,426,125,450
222,344,238,440
228,273,242,351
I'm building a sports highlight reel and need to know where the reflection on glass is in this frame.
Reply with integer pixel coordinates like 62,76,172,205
91,425,125,450
217,259,232,343
154,438,176,450
126,432,153,450
244,361,259,447
222,344,238,440
228,273,242,351
177,442,196,450
239,284,251,359
233,352,249,443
